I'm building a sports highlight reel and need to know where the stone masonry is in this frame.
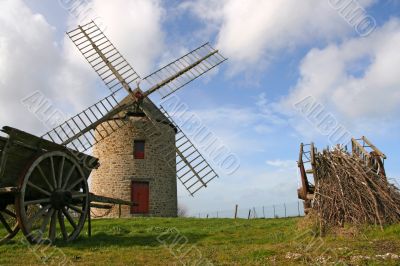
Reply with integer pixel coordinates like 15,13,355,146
90,115,177,218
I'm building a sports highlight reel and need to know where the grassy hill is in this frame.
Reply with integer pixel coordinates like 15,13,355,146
1,217,400,265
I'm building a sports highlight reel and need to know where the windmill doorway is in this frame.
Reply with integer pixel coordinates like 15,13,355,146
131,181,149,214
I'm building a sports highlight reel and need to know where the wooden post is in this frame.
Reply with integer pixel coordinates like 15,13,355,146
234,204,238,219
284,203,287,218
248,209,251,219
253,207,256,218
273,205,276,218
297,201,300,217
262,206,265,219
118,204,122,218
88,206,92,237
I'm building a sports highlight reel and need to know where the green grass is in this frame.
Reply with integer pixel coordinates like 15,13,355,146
1,217,400,265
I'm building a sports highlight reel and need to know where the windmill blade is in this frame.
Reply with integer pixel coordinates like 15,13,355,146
142,43,227,99
42,89,130,152
67,21,140,93
139,102,219,195
159,106,219,195
67,21,226,101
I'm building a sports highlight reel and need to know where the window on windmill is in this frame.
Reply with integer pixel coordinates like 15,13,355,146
134,140,145,159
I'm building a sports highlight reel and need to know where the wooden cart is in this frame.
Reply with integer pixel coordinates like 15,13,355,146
0,126,132,244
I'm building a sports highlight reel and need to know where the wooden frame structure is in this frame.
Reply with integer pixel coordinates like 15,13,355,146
297,137,387,214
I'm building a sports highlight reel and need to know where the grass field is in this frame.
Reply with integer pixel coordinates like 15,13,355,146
1,217,400,265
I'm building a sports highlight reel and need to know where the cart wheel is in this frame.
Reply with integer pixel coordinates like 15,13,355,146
16,151,89,244
0,205,19,244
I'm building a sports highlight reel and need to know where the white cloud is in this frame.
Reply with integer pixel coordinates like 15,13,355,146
0,0,59,134
56,0,166,112
82,0,165,77
282,19,400,124
266,159,296,169
180,0,375,73
0,0,167,135
175,103,289,157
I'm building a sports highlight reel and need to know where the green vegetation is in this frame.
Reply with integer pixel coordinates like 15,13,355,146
1,217,400,265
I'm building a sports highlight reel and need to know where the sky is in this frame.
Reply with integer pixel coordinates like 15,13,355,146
0,0,400,216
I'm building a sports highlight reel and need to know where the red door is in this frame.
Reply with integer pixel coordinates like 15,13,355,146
131,181,149,214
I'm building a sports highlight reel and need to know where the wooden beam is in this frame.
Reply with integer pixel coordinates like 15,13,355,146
0,136,11,180
0,187,18,194
298,143,304,166
306,193,314,200
1,126,98,168
298,143,310,199
351,138,371,159
78,25,134,95
143,50,219,98
362,136,386,159
176,148,207,188
2,126,62,151
61,103,130,145
90,203,113,209
89,193,137,206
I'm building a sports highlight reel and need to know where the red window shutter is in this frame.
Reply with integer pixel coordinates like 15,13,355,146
135,151,144,159
134,140,145,159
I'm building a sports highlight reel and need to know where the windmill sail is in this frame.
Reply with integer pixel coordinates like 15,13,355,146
41,89,129,152
140,103,219,195
67,21,227,101
67,21,140,93
143,43,227,99
58,22,225,195
160,106,219,195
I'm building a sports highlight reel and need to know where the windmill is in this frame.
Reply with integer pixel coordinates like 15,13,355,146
41,21,227,216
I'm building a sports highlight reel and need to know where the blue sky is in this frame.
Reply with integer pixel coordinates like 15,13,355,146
1,0,400,216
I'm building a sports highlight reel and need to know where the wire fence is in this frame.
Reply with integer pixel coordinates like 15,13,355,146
190,201,305,219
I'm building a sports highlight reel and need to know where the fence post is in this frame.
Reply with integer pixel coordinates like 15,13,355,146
217,212,218,218
262,206,265,218
297,201,300,217
118,204,121,218
284,203,287,218
273,205,276,218
253,207,257,218
234,204,238,219
248,209,251,219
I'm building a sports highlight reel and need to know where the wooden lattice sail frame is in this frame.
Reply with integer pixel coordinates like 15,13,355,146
46,20,227,196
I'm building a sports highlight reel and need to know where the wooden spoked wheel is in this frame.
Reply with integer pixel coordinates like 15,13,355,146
0,204,19,244
16,151,89,244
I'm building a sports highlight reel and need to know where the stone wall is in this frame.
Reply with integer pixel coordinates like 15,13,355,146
90,115,177,218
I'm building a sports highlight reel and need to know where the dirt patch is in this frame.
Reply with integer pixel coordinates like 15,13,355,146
373,240,400,253
331,225,362,238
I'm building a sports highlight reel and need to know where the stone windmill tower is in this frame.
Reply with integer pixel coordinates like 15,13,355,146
91,98,177,217
67,21,227,217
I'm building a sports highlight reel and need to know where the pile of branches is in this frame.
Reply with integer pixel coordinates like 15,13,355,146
312,148,400,230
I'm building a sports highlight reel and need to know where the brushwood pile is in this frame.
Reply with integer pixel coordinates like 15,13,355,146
312,148,400,230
